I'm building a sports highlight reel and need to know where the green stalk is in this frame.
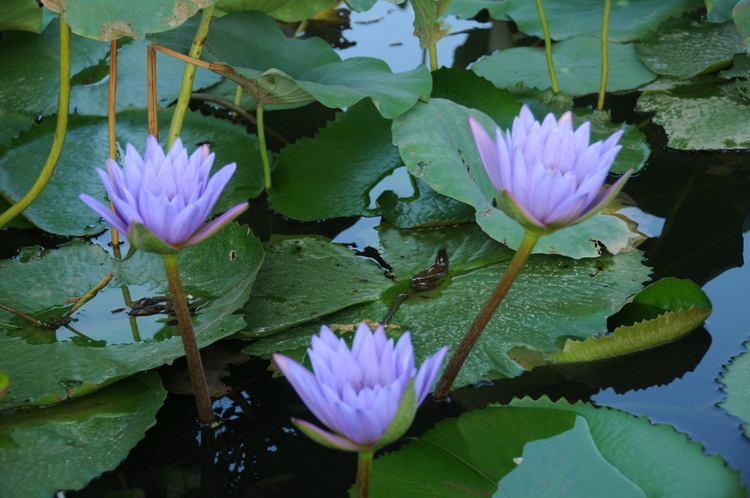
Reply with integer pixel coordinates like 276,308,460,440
0,17,70,230
433,231,540,399
257,104,272,190
231,85,243,122
167,5,215,149
534,0,559,93
428,43,438,71
356,451,374,498
597,0,612,110
162,254,215,425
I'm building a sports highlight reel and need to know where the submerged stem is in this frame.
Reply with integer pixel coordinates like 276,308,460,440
598,0,612,110
162,254,215,425
356,451,374,498
433,231,540,399
534,0,559,93
167,5,214,149
0,17,70,230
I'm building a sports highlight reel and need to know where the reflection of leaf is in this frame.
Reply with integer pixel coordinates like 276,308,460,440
0,372,166,496
0,108,263,236
154,11,431,117
719,341,750,438
0,223,263,408
41,0,216,40
366,397,745,497
392,98,646,258
245,223,650,388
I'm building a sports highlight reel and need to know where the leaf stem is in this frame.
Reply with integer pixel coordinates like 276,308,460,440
257,104,272,190
162,254,215,425
534,0,559,93
63,272,114,319
433,231,539,399
428,43,438,71
356,450,374,498
108,39,120,247
0,17,70,230
598,0,612,110
0,303,45,327
167,5,215,149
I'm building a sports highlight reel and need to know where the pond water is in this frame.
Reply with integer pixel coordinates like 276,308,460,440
2,2,749,496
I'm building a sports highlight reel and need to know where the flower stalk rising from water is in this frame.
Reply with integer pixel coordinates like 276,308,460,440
433,106,630,399
81,136,248,424
274,323,448,498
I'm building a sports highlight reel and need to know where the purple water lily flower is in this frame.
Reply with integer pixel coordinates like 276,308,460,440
80,136,248,253
273,323,448,452
469,105,631,235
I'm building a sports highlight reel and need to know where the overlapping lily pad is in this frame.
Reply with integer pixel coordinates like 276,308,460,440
0,222,263,408
153,10,431,116
244,223,650,388
719,341,750,438
365,397,745,496
0,108,263,235
0,372,166,496
392,98,647,258
472,36,656,96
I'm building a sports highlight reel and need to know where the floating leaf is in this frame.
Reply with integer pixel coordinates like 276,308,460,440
0,222,263,408
635,15,744,79
215,0,341,23
735,0,750,53
0,18,110,115
0,372,166,496
453,0,703,42
719,341,750,438
239,236,392,337
153,11,431,117
245,223,650,388
548,278,712,363
40,0,217,40
472,36,655,96
392,98,646,258
0,108,263,236
268,102,402,221
365,397,745,496
637,81,750,150
377,176,476,228
0,106,34,147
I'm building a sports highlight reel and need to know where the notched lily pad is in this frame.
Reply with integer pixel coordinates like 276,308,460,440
0,222,263,408
718,341,750,438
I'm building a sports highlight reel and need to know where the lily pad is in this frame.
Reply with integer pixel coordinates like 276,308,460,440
0,0,42,33
268,102,402,221
153,10,431,117
0,372,166,496
411,0,452,49
392,98,646,258
40,0,216,40
548,277,712,363
0,222,263,408
0,106,34,147
239,235,392,337
637,90,750,150
245,223,650,389
377,176,476,228
635,16,744,79
472,36,656,96
0,108,263,236
365,397,745,497
0,18,110,115
719,342,750,438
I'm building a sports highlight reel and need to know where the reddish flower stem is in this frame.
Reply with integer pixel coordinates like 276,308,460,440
162,254,215,425
433,231,540,399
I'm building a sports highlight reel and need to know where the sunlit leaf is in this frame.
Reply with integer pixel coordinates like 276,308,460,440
40,0,218,40
0,222,263,408
411,0,452,49
0,372,166,496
